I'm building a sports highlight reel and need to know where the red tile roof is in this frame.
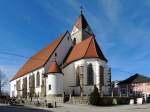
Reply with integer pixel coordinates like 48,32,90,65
47,61,62,74
64,36,107,66
11,32,67,81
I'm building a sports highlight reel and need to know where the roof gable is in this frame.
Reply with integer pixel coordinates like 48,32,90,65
11,32,67,81
118,73,150,85
64,36,107,66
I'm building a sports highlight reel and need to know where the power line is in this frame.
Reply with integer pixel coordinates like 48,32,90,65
0,50,137,75
0,51,45,61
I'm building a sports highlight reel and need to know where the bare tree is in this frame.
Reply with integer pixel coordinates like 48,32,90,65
0,69,8,96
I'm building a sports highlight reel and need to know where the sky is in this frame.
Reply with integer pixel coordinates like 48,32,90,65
0,0,150,91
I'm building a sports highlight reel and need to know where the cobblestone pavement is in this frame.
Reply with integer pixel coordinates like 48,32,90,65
50,103,150,112
0,104,51,112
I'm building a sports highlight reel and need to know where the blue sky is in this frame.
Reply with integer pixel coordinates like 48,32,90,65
0,0,150,89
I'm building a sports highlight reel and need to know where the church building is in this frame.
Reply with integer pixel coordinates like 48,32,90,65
10,12,111,100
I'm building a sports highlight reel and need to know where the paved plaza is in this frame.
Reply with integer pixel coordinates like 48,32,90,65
1,103,150,112
51,103,150,112
0,104,50,112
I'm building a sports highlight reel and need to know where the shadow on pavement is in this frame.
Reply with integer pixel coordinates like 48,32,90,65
0,105,53,112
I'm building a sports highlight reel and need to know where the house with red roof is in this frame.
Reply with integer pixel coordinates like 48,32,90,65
10,12,111,101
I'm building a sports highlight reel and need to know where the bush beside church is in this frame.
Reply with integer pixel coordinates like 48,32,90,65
89,86,130,106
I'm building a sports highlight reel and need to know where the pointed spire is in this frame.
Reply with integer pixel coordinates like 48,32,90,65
71,8,94,44
75,12,89,29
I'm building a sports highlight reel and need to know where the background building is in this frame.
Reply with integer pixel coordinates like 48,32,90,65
118,73,150,98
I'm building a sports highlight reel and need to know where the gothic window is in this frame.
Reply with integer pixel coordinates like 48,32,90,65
29,75,35,88
49,85,51,90
16,80,21,91
99,66,104,86
76,66,80,86
16,80,21,97
76,66,84,86
29,75,35,97
36,72,40,87
87,63,94,85
22,77,27,98
29,75,32,88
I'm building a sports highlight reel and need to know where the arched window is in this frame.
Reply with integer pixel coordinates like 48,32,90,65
36,72,40,87
87,63,94,85
76,66,80,86
29,74,35,97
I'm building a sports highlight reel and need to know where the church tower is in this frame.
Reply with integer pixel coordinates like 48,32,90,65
71,11,94,44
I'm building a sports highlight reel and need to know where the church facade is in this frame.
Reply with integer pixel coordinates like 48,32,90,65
10,12,111,99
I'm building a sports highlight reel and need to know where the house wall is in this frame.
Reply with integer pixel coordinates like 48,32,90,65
119,83,150,97
63,63,76,95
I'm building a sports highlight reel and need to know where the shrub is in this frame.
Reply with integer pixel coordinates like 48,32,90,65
117,97,130,105
99,97,113,106
89,85,100,105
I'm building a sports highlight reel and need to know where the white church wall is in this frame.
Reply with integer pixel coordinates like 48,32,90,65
10,67,44,98
10,80,17,97
83,85,94,95
63,58,110,96
71,24,93,44
33,68,44,95
71,28,82,44
63,63,76,95
46,73,63,95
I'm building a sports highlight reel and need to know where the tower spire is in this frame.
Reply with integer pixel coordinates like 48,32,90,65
71,4,94,44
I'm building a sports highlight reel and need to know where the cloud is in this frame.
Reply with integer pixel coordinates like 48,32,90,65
99,0,122,24
36,0,75,26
